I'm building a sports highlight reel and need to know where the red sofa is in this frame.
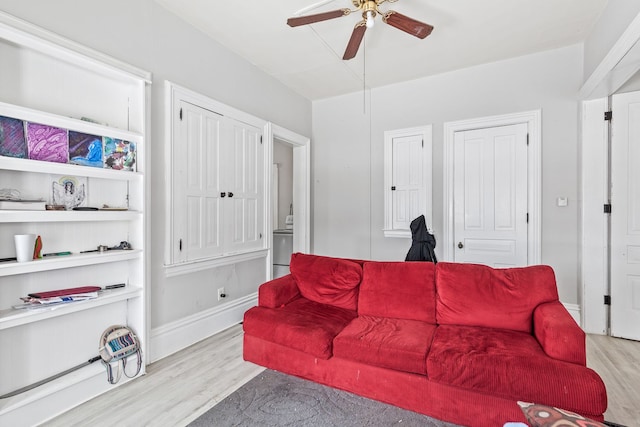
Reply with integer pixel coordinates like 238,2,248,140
243,253,607,426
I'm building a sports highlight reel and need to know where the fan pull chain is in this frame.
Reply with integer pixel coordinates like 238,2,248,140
363,35,366,113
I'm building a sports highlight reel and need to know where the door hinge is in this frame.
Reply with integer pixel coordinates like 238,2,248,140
179,108,183,121
259,233,263,239
526,134,529,146
604,295,611,305
604,111,612,121
421,138,424,148
526,213,529,223
179,238,183,251
260,135,263,144
604,204,612,214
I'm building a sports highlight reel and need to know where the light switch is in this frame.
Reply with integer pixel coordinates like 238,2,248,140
557,197,568,207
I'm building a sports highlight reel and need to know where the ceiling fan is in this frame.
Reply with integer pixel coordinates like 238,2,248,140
287,0,434,60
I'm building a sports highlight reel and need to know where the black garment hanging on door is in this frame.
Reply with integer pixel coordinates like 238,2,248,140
405,215,437,263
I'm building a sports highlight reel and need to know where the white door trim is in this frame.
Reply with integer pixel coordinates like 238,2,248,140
443,110,541,264
580,98,609,334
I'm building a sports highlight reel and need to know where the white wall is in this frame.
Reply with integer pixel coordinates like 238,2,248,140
312,44,584,304
312,92,373,259
0,0,311,356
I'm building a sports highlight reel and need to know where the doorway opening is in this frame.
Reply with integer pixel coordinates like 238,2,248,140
273,138,294,278
266,124,310,279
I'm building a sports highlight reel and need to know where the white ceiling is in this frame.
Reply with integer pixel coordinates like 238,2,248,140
155,0,609,100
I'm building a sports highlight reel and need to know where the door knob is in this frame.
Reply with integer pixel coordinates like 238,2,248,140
220,192,226,198
458,242,464,249
228,192,234,198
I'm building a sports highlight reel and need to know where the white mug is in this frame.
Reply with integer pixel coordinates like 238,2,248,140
14,234,37,262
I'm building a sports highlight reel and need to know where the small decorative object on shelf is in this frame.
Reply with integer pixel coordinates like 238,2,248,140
45,204,65,210
34,235,42,259
104,137,135,171
0,115,26,158
100,204,128,211
69,131,103,168
13,234,36,262
80,241,132,253
26,122,69,163
52,175,87,210
42,251,71,257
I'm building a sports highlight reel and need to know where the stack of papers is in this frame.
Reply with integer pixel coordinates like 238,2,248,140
13,286,101,310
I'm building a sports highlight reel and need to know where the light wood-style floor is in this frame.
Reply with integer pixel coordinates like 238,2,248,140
587,334,640,426
42,325,264,427
43,326,640,427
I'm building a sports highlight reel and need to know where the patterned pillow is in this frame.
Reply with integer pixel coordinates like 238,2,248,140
517,401,606,427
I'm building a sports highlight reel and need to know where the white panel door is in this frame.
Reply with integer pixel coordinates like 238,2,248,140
453,123,528,267
392,134,424,230
177,101,224,261
225,120,264,253
611,91,640,340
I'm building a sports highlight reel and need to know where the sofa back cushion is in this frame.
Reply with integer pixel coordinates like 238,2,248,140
290,253,363,311
435,262,559,333
358,261,436,323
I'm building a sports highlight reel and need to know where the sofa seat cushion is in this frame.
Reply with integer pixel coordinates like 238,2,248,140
243,297,357,359
290,253,363,311
426,325,607,414
333,316,436,375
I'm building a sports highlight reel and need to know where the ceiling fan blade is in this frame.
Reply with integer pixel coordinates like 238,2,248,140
343,22,367,60
287,9,350,27
382,11,434,39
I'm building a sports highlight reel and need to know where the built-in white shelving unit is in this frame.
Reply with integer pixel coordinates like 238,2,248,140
0,11,150,426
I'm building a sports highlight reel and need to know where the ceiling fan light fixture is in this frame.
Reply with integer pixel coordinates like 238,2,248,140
365,10,375,28
287,0,434,61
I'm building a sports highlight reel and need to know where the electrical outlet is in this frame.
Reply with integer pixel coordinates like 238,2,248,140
217,287,226,301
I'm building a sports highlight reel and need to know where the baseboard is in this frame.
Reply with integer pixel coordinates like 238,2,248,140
562,302,581,327
149,293,257,363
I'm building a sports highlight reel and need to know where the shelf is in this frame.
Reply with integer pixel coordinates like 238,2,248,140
0,13,148,425
0,286,142,330
0,101,143,143
0,209,141,223
0,155,142,182
0,250,142,277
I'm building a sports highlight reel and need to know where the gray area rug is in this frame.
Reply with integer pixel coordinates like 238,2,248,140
190,369,460,427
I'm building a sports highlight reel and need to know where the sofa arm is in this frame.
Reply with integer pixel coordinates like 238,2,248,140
533,301,586,366
258,274,301,308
